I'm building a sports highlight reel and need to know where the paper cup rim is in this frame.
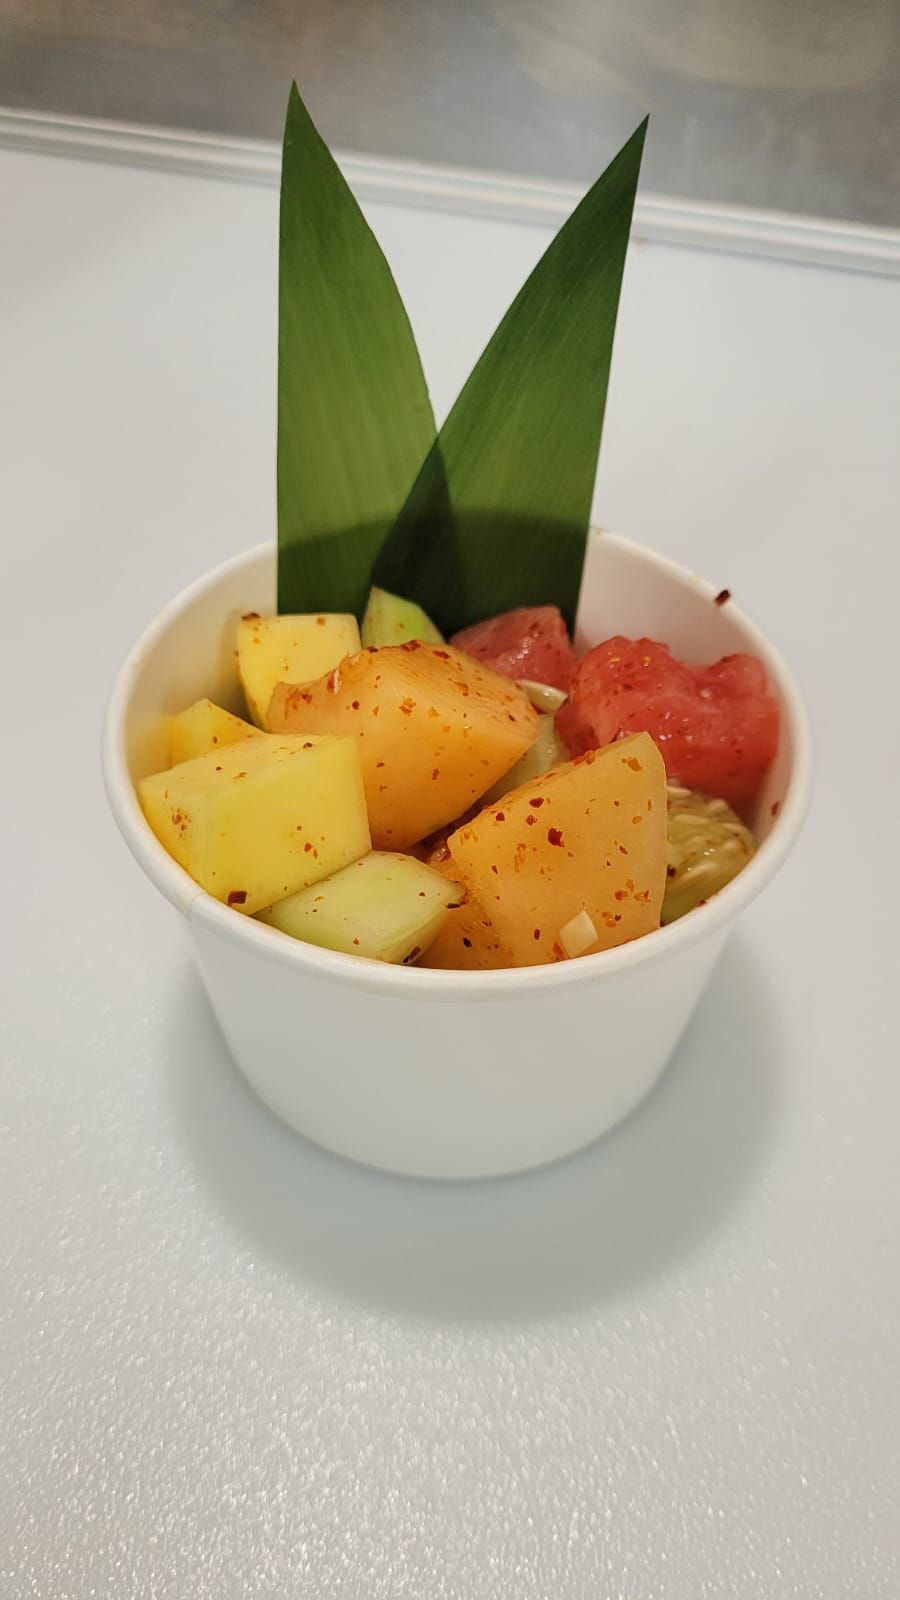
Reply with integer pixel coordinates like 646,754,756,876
102,534,813,1001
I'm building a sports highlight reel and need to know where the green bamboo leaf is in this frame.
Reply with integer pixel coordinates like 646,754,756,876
373,119,648,633
277,81,436,616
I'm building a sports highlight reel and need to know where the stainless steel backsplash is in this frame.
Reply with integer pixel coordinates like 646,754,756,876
2,0,898,224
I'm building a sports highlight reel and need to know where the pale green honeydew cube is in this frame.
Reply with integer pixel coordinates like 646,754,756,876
257,850,462,964
482,712,563,804
361,586,444,648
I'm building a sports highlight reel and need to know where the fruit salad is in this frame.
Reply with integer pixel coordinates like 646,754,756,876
139,588,778,969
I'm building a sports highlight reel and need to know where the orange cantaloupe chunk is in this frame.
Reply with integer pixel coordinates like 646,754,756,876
445,732,667,967
418,847,511,970
266,643,538,849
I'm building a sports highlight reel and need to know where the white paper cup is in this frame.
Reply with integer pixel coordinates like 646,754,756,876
103,533,811,1178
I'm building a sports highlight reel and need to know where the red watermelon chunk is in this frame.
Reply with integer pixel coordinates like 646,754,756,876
450,606,577,692
556,635,779,818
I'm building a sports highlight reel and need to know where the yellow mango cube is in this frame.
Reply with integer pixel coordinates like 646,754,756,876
446,732,667,966
139,733,370,913
168,698,261,765
238,611,361,727
267,643,538,849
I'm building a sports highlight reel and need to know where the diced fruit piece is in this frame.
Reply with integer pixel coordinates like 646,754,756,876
420,896,510,970
361,587,443,648
258,850,461,963
663,786,755,925
482,713,563,804
419,847,512,970
267,643,538,849
237,611,361,727
557,636,779,819
168,699,261,765
451,606,577,693
518,679,568,713
138,734,370,913
446,731,667,966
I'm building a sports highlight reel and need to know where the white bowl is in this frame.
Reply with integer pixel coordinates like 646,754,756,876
103,532,811,1179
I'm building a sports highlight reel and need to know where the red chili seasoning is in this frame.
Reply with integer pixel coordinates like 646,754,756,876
227,890,247,906
547,827,563,847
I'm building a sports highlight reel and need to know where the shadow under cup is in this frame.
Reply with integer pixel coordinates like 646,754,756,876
168,932,782,1322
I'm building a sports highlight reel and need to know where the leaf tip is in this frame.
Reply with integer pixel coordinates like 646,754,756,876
624,115,649,159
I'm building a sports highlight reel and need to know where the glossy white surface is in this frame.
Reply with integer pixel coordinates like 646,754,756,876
4,1,899,224
104,536,809,1177
3,143,899,1593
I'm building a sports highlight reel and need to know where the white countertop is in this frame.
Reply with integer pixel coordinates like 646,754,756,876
2,141,898,1598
